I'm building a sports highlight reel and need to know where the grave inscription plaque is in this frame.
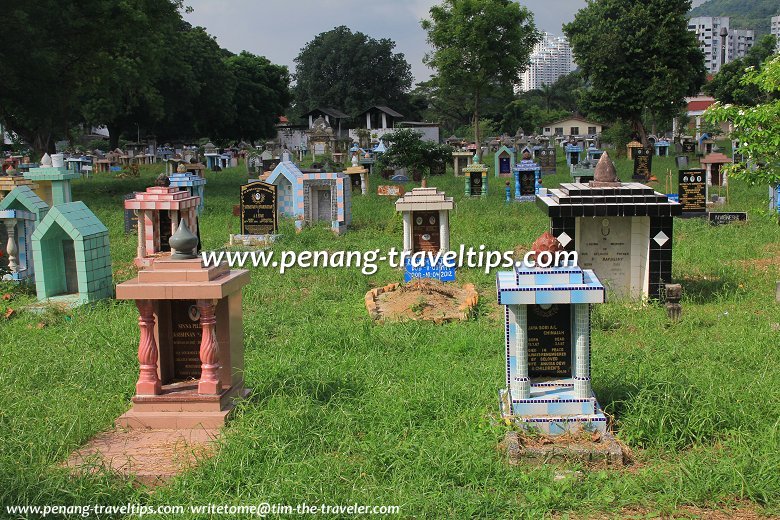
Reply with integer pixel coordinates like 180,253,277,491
632,147,653,180
170,300,202,381
708,212,747,226
539,148,556,174
527,304,572,378
520,170,535,196
578,217,633,296
678,169,707,217
240,182,277,235
469,171,483,196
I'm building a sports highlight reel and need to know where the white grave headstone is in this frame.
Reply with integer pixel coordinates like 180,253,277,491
577,217,648,298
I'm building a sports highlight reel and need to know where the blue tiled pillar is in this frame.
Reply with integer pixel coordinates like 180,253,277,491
514,305,530,399
573,303,591,399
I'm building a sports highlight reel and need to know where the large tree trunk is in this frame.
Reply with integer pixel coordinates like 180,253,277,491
633,119,649,147
474,89,481,161
109,125,120,150
32,132,55,157
12,126,53,158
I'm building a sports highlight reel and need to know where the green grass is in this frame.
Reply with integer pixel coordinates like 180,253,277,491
1,148,779,518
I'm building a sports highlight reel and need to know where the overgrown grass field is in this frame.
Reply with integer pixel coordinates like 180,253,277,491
1,149,779,518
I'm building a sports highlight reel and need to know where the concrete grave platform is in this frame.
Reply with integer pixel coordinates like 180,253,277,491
500,430,627,467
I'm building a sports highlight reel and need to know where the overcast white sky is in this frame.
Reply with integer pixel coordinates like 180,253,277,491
183,0,708,83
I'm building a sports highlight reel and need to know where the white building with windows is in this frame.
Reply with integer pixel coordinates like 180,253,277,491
771,16,780,52
541,116,604,138
517,33,576,93
688,16,755,74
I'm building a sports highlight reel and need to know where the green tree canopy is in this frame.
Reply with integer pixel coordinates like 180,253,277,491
0,2,290,154
501,71,588,134
292,26,413,118
226,52,291,143
78,0,183,148
564,0,706,145
704,34,779,106
501,100,569,135
706,55,780,187
413,76,514,136
422,0,539,156
376,128,452,179
0,0,150,153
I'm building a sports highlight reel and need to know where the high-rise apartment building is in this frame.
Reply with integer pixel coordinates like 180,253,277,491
688,16,755,74
771,15,780,52
517,33,576,93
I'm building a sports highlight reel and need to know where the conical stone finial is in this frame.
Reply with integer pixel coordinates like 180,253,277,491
590,151,621,187
169,219,199,260
40,153,52,168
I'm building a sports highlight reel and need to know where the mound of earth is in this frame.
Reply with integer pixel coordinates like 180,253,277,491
365,279,478,323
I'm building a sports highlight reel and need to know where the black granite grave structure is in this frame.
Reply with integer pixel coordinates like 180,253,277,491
536,181,681,300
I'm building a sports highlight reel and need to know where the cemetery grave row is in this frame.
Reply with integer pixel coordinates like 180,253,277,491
5,138,771,489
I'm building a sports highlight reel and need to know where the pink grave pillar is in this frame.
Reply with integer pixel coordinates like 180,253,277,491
115,257,250,429
124,186,201,268
170,209,179,238
188,207,199,256
137,209,148,260
197,299,221,394
135,299,162,395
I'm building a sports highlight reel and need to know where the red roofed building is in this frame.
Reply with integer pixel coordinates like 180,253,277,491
687,97,716,113
677,95,729,140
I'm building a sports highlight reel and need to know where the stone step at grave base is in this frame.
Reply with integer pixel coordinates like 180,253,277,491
116,410,234,430
511,397,597,416
512,413,608,435
65,428,220,487
509,380,598,416
500,388,608,435
228,233,278,247
117,384,250,429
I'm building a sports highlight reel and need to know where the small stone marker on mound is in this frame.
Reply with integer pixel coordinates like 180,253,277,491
365,279,477,323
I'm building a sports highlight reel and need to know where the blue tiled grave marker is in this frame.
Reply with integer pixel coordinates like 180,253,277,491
513,159,541,202
497,232,607,435
565,144,582,167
